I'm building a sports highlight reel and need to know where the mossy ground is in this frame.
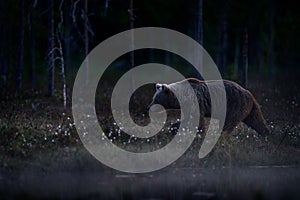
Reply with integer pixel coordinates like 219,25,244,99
0,76,299,171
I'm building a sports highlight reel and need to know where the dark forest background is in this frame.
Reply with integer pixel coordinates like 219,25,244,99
0,0,299,100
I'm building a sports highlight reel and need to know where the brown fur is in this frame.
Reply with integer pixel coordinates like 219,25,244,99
148,78,270,135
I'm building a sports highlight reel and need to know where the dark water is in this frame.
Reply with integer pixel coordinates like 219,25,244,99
1,166,299,200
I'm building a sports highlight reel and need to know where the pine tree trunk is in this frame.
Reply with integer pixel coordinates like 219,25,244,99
48,0,55,96
196,0,203,76
64,6,71,71
268,0,275,79
234,35,240,77
196,0,203,46
222,13,227,74
129,0,134,91
104,0,110,16
84,0,89,84
16,0,25,93
58,0,67,109
0,52,5,90
216,0,227,74
0,1,6,90
29,4,35,91
242,28,248,88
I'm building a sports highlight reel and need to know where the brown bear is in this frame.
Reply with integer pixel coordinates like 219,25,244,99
147,78,270,135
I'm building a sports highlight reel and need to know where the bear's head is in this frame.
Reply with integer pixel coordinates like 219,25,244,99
147,83,180,112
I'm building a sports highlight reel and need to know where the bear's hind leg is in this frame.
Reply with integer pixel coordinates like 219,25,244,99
243,102,269,135
223,120,240,134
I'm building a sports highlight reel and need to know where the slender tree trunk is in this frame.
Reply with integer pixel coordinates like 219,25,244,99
216,25,222,72
241,28,248,88
216,0,227,74
222,13,227,74
0,51,6,90
257,23,265,72
84,0,88,46
129,0,134,91
0,55,7,90
57,36,67,110
48,0,55,96
28,2,36,91
195,0,204,140
0,53,3,88
195,0,203,77
84,0,89,84
268,0,275,79
64,5,71,71
29,26,35,91
16,0,25,93
0,1,6,90
258,35,265,72
104,0,110,16
58,0,67,109
234,35,240,77
196,0,203,46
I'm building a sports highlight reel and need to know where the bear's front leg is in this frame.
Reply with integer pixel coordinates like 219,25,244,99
169,121,180,135
169,115,205,136
197,116,206,134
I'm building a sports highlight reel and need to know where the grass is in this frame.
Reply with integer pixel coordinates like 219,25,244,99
0,76,299,200
0,75,299,172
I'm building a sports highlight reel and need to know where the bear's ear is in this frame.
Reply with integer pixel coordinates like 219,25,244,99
156,83,163,91
156,83,169,93
163,84,170,93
